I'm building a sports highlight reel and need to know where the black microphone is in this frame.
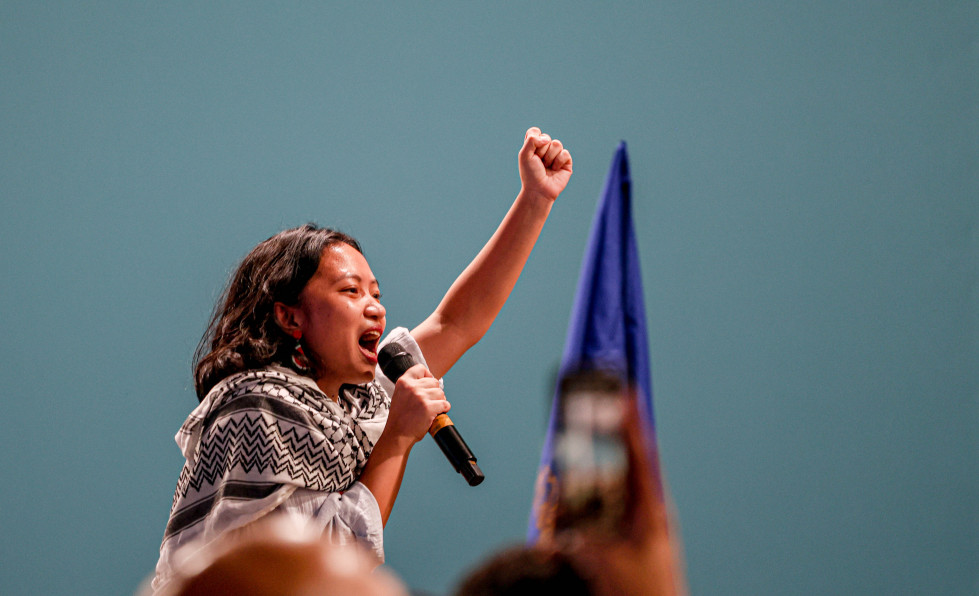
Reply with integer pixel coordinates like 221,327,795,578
378,342,484,486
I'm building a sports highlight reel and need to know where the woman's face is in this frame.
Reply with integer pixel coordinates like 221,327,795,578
291,243,386,397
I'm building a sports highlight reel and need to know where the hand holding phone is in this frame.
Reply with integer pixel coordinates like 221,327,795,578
552,370,688,596
553,369,629,536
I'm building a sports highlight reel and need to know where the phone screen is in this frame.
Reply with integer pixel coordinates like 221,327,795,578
553,369,628,535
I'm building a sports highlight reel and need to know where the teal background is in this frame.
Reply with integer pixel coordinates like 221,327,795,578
1,2,976,594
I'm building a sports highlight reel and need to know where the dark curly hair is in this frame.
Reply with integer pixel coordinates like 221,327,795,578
193,224,361,400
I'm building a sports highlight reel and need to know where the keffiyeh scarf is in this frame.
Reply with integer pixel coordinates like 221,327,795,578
159,366,390,559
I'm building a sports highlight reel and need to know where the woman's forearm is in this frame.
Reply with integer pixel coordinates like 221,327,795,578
356,432,415,526
414,190,554,378
413,127,572,378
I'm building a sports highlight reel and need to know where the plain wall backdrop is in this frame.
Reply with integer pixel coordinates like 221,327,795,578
1,2,975,594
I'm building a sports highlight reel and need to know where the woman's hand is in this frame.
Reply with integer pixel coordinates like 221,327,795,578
384,364,450,445
518,127,573,202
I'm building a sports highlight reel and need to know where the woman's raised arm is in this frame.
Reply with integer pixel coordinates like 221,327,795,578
411,127,573,378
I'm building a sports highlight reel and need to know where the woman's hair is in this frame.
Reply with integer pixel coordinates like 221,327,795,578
192,224,361,400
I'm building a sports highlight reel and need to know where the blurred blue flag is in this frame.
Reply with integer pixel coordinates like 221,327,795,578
527,142,655,542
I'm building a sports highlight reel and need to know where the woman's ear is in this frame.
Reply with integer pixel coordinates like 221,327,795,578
273,302,302,335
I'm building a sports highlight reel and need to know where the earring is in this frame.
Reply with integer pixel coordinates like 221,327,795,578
289,330,313,375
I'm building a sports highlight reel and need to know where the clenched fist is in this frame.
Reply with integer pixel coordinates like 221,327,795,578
518,127,573,202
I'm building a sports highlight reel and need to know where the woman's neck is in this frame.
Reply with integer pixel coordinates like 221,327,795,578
315,378,341,402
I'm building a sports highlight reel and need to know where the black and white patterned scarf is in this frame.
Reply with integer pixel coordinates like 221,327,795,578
159,366,390,562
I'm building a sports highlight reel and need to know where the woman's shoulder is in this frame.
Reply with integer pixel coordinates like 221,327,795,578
209,366,302,398
201,366,334,415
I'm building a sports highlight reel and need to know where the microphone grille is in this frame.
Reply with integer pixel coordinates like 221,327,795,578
378,342,416,382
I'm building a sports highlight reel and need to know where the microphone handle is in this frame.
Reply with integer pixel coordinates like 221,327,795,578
429,413,484,486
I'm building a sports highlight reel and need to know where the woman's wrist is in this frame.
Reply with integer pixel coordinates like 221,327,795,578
376,428,418,455
516,186,558,210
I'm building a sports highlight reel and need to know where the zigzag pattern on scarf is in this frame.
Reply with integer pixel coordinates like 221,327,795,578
174,409,366,498
161,366,391,552
168,368,386,521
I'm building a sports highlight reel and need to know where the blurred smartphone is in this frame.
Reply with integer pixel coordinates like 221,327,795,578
553,368,629,536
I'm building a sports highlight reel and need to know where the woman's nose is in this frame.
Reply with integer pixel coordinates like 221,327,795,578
365,298,385,319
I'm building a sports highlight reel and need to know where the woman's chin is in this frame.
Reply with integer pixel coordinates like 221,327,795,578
352,365,377,385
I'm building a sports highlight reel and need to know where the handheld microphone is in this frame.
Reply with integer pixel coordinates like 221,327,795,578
378,342,484,486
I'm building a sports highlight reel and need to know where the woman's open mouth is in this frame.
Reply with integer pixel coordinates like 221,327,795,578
359,329,382,363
